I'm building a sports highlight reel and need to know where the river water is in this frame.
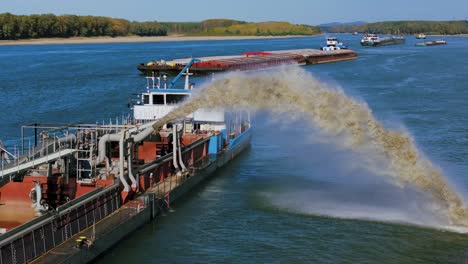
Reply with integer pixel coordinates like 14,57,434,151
1,34,468,263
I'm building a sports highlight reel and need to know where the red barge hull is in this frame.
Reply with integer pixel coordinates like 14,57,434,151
0,131,217,264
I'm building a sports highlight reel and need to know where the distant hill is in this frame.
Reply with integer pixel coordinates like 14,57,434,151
322,20,468,35
162,19,320,36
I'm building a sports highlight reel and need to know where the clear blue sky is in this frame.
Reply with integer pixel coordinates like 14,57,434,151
0,0,467,25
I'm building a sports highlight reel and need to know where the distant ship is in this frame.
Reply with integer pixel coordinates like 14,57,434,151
415,39,447,47
416,33,427,39
320,37,348,51
352,32,359,35
360,34,405,47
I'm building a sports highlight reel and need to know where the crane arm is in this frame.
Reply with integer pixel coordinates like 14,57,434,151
168,58,201,88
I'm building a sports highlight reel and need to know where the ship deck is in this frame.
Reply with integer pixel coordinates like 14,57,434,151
138,48,357,75
167,49,354,65
29,174,184,263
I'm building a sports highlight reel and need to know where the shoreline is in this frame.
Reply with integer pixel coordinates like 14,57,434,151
0,35,313,46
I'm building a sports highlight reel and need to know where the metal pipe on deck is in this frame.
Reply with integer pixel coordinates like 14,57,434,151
172,128,181,176
58,134,77,146
126,131,137,190
177,127,187,172
119,131,130,192
0,140,12,164
95,122,157,190
127,151,137,191
32,181,42,211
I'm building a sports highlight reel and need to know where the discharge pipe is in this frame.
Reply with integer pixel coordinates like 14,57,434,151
119,130,130,192
57,134,77,145
94,121,161,192
126,132,138,190
95,122,157,191
95,121,157,165
32,181,42,211
177,127,187,172
172,127,181,176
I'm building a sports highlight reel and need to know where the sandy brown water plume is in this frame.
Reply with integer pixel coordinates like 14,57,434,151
153,67,468,226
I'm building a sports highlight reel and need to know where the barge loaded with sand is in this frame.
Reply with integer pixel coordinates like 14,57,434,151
137,48,357,75
0,65,251,263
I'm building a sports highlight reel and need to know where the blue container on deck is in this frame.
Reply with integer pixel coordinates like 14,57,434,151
208,132,225,154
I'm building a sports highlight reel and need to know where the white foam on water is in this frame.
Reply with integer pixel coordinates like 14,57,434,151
156,66,468,227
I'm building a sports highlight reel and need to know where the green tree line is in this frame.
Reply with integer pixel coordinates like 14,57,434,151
322,20,468,35
160,19,247,34
0,13,167,40
162,19,320,36
0,14,320,40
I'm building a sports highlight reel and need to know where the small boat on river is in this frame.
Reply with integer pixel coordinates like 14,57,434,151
360,34,405,47
415,40,447,47
416,33,427,39
320,37,348,51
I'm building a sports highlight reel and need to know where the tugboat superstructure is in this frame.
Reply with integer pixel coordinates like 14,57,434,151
320,37,348,51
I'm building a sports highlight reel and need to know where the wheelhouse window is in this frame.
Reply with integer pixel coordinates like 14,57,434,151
166,94,188,104
153,94,164,105
143,94,150,104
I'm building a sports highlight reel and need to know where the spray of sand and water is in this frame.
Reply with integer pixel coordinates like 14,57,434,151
153,67,468,226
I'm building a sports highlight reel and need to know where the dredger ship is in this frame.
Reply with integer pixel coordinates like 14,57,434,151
0,64,251,263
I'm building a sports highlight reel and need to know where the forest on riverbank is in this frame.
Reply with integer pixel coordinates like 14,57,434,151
0,13,167,39
161,19,320,36
3,12,465,41
0,13,319,40
321,20,468,35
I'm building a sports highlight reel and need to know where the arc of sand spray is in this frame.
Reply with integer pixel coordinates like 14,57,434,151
153,67,468,226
